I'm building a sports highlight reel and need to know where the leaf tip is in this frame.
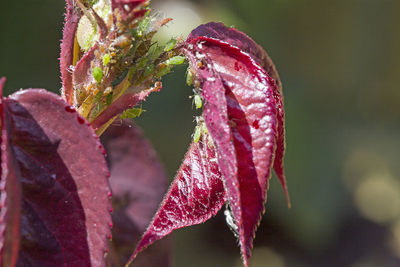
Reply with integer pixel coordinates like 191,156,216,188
0,77,6,93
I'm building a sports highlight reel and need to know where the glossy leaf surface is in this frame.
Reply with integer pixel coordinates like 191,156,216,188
4,89,112,266
130,129,226,264
188,22,289,205
185,24,285,266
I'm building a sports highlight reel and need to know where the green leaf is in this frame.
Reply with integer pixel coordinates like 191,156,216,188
148,45,164,63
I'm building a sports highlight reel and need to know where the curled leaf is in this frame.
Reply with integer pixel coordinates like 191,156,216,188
184,23,285,266
188,22,289,205
129,127,226,265
91,86,158,131
187,22,282,89
4,89,112,266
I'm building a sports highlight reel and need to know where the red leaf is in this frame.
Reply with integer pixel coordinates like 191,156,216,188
0,77,22,267
4,89,112,266
129,130,226,265
91,87,159,131
72,43,98,88
185,26,285,266
188,22,289,206
101,123,171,266
60,0,81,105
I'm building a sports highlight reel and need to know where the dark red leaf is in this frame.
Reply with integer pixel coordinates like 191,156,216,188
187,22,282,89
60,0,81,105
0,77,22,267
185,29,283,266
4,89,112,266
188,22,289,206
129,130,226,265
101,123,171,267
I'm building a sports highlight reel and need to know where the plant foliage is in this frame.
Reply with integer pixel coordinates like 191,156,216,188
0,1,288,266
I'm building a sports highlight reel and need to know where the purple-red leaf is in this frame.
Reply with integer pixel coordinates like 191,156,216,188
3,89,112,266
60,0,81,105
0,77,21,267
91,87,159,131
129,129,226,265
188,22,289,206
101,123,171,267
185,24,285,266
187,22,282,89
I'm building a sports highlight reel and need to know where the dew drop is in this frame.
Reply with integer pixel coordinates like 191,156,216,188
234,62,240,71
77,116,85,124
65,106,75,113
252,120,260,129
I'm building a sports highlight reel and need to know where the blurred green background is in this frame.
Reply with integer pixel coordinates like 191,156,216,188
1,0,400,266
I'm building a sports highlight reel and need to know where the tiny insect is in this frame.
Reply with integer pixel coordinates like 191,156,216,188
193,95,202,109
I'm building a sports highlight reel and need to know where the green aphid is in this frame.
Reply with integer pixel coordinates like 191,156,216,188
137,16,151,37
202,123,209,135
102,54,111,66
193,125,202,143
106,92,113,106
143,64,155,78
156,65,172,78
165,56,186,65
136,57,148,70
128,66,136,80
186,70,193,86
94,90,103,102
194,94,202,109
164,38,177,52
92,67,103,84
120,107,145,120
148,45,164,62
